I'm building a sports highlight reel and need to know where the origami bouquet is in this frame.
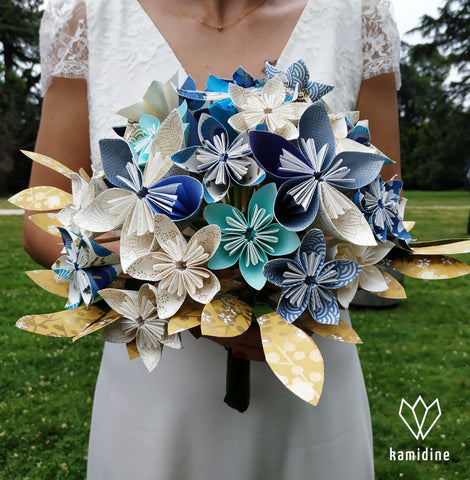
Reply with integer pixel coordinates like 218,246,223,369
10,60,470,410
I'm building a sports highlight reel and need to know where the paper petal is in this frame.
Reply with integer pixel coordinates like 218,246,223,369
239,247,268,290
25,270,70,298
20,150,74,178
16,305,105,337
120,215,155,273
99,139,136,189
257,311,324,406
201,294,252,337
9,187,73,211
152,109,185,158
136,339,162,372
385,254,470,279
29,213,63,237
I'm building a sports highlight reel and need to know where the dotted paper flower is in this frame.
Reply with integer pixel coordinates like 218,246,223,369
354,175,412,243
263,229,362,324
264,59,333,102
205,183,300,290
52,228,121,310
100,283,182,372
126,214,221,319
228,75,308,140
171,114,264,203
249,102,384,244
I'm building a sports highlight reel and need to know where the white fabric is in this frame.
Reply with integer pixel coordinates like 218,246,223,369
39,1,402,478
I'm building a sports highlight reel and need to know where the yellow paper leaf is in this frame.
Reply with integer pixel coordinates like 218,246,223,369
29,213,63,237
21,150,74,178
127,341,140,359
26,270,70,298
387,254,470,279
370,271,407,299
72,309,122,341
257,312,324,406
297,314,362,344
412,240,470,255
201,294,252,338
167,302,203,334
9,186,73,211
16,305,105,337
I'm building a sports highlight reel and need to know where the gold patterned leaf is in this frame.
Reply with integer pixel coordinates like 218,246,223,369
21,150,74,178
72,309,122,341
127,341,140,359
201,294,252,338
257,312,324,406
9,186,73,211
370,271,406,299
411,239,470,255
297,313,362,344
167,302,203,334
26,270,70,298
16,305,105,337
387,254,470,279
29,213,63,237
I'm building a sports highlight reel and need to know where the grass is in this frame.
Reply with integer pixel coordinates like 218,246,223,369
0,191,469,479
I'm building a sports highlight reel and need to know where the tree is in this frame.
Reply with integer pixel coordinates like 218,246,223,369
0,0,43,195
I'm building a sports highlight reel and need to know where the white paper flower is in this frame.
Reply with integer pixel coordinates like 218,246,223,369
228,75,308,140
127,214,221,318
100,283,182,372
334,241,395,308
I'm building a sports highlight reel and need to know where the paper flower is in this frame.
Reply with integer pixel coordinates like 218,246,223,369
171,114,265,203
52,228,121,310
228,75,308,140
354,176,412,243
100,283,182,372
249,102,384,242
263,229,362,324
126,214,221,318
334,241,395,308
205,183,300,290
264,59,333,102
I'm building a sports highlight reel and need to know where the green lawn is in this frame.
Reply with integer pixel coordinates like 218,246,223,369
1,191,469,479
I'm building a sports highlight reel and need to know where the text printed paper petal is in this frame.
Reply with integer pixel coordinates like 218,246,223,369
257,312,324,405
201,294,252,337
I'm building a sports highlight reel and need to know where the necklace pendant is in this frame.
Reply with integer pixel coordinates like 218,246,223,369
216,25,223,32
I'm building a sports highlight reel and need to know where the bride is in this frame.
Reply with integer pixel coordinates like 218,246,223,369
24,1,401,478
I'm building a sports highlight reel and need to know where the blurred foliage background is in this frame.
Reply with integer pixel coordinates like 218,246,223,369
1,0,470,195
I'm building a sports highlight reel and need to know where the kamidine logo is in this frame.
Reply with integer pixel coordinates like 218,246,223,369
389,396,450,463
399,396,441,440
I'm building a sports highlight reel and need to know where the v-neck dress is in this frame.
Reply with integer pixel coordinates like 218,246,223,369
39,1,401,478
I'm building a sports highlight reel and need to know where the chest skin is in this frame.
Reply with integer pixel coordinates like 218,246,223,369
136,0,308,88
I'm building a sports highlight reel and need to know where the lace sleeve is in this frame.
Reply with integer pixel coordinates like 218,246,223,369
40,0,88,95
362,0,401,88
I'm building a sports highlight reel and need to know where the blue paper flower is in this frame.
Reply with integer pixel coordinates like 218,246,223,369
52,228,121,310
249,102,385,233
263,229,362,324
171,114,265,203
264,59,333,102
354,176,412,243
205,183,300,290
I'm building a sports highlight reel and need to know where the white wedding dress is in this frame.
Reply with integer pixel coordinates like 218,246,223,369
40,1,400,478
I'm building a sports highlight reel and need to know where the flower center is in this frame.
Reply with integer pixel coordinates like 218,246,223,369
174,260,187,270
305,276,318,286
263,107,273,114
137,186,148,198
244,227,256,241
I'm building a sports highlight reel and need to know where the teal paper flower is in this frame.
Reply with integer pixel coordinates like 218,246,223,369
205,183,300,290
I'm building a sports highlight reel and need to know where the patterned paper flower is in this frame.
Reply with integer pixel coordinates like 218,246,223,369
263,229,362,324
354,175,412,243
205,183,300,290
171,114,265,202
264,59,333,102
126,214,221,318
52,228,121,310
334,241,395,308
228,75,308,140
100,283,182,372
76,138,203,270
249,102,384,243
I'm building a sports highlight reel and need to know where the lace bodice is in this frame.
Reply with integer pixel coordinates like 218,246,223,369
40,0,401,170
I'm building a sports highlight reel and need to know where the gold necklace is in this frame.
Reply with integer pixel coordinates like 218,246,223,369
171,0,268,32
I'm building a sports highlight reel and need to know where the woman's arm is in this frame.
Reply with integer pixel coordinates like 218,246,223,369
23,77,91,267
355,72,401,180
